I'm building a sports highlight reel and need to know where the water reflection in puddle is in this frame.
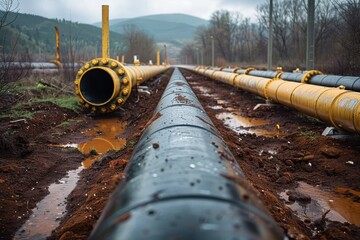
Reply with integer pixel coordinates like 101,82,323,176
280,182,360,227
14,166,82,240
79,118,127,168
191,86,211,94
209,105,223,110
201,93,220,99
52,118,127,168
217,100,228,105
216,112,276,136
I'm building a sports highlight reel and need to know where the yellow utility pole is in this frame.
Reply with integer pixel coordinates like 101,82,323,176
156,51,160,66
102,5,110,58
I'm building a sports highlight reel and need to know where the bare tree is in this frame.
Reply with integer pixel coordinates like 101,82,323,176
209,10,240,63
0,0,19,30
332,0,360,75
179,42,198,65
61,21,78,83
182,0,356,74
122,25,156,64
0,0,29,108
188,10,260,66
257,0,337,69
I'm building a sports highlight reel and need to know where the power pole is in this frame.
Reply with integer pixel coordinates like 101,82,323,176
196,48,200,65
102,5,110,58
267,0,273,71
211,36,215,67
164,44,167,65
201,48,204,65
306,0,315,70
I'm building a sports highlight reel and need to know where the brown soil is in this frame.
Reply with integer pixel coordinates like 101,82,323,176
0,67,359,240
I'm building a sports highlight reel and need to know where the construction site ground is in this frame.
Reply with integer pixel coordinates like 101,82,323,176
0,68,359,240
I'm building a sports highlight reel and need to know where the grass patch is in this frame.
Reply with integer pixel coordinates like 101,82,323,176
29,96,82,113
61,147,80,153
115,145,127,153
0,95,81,120
1,74,82,121
51,96,82,113
299,131,316,137
299,131,317,141
3,128,18,136
127,140,137,147
0,108,37,120
89,148,98,155
309,136,316,141
57,120,72,127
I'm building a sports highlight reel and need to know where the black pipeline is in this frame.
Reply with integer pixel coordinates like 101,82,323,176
209,67,360,92
89,68,285,240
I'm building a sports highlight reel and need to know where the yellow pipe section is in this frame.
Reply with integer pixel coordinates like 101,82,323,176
55,26,60,62
193,68,360,134
234,74,269,98
74,58,168,113
102,5,110,58
74,5,168,113
156,51,160,66
212,71,237,86
50,26,62,68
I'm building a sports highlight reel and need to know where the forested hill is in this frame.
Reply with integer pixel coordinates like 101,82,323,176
94,13,208,44
1,12,207,60
1,12,122,60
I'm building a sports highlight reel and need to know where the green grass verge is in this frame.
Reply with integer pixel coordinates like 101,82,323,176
0,95,82,121
29,96,82,113
299,131,316,136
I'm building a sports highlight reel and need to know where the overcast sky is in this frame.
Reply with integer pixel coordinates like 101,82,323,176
17,0,263,24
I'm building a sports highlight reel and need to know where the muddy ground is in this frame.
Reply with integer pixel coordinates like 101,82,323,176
0,68,359,240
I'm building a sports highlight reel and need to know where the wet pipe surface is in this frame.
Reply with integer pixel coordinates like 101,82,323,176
88,68,285,239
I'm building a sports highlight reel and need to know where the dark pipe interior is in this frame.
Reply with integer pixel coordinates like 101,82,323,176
80,68,115,105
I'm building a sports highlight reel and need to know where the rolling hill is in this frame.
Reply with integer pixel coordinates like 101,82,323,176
1,12,123,60
95,13,208,45
1,12,207,61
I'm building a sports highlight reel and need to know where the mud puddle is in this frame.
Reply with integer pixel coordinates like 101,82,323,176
14,118,127,239
53,118,127,168
191,85,211,94
280,182,360,227
78,118,127,168
14,167,82,239
216,112,277,136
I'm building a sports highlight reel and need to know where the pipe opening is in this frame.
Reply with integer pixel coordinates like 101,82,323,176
80,68,115,105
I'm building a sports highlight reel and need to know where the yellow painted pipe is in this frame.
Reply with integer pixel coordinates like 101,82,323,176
74,5,168,113
192,68,360,134
55,26,60,62
234,74,270,98
74,58,168,113
203,69,216,78
156,51,160,66
102,5,110,58
212,71,237,86
267,80,301,107
327,91,360,133
50,26,62,68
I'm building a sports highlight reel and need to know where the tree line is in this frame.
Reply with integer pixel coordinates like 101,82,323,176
180,0,360,75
